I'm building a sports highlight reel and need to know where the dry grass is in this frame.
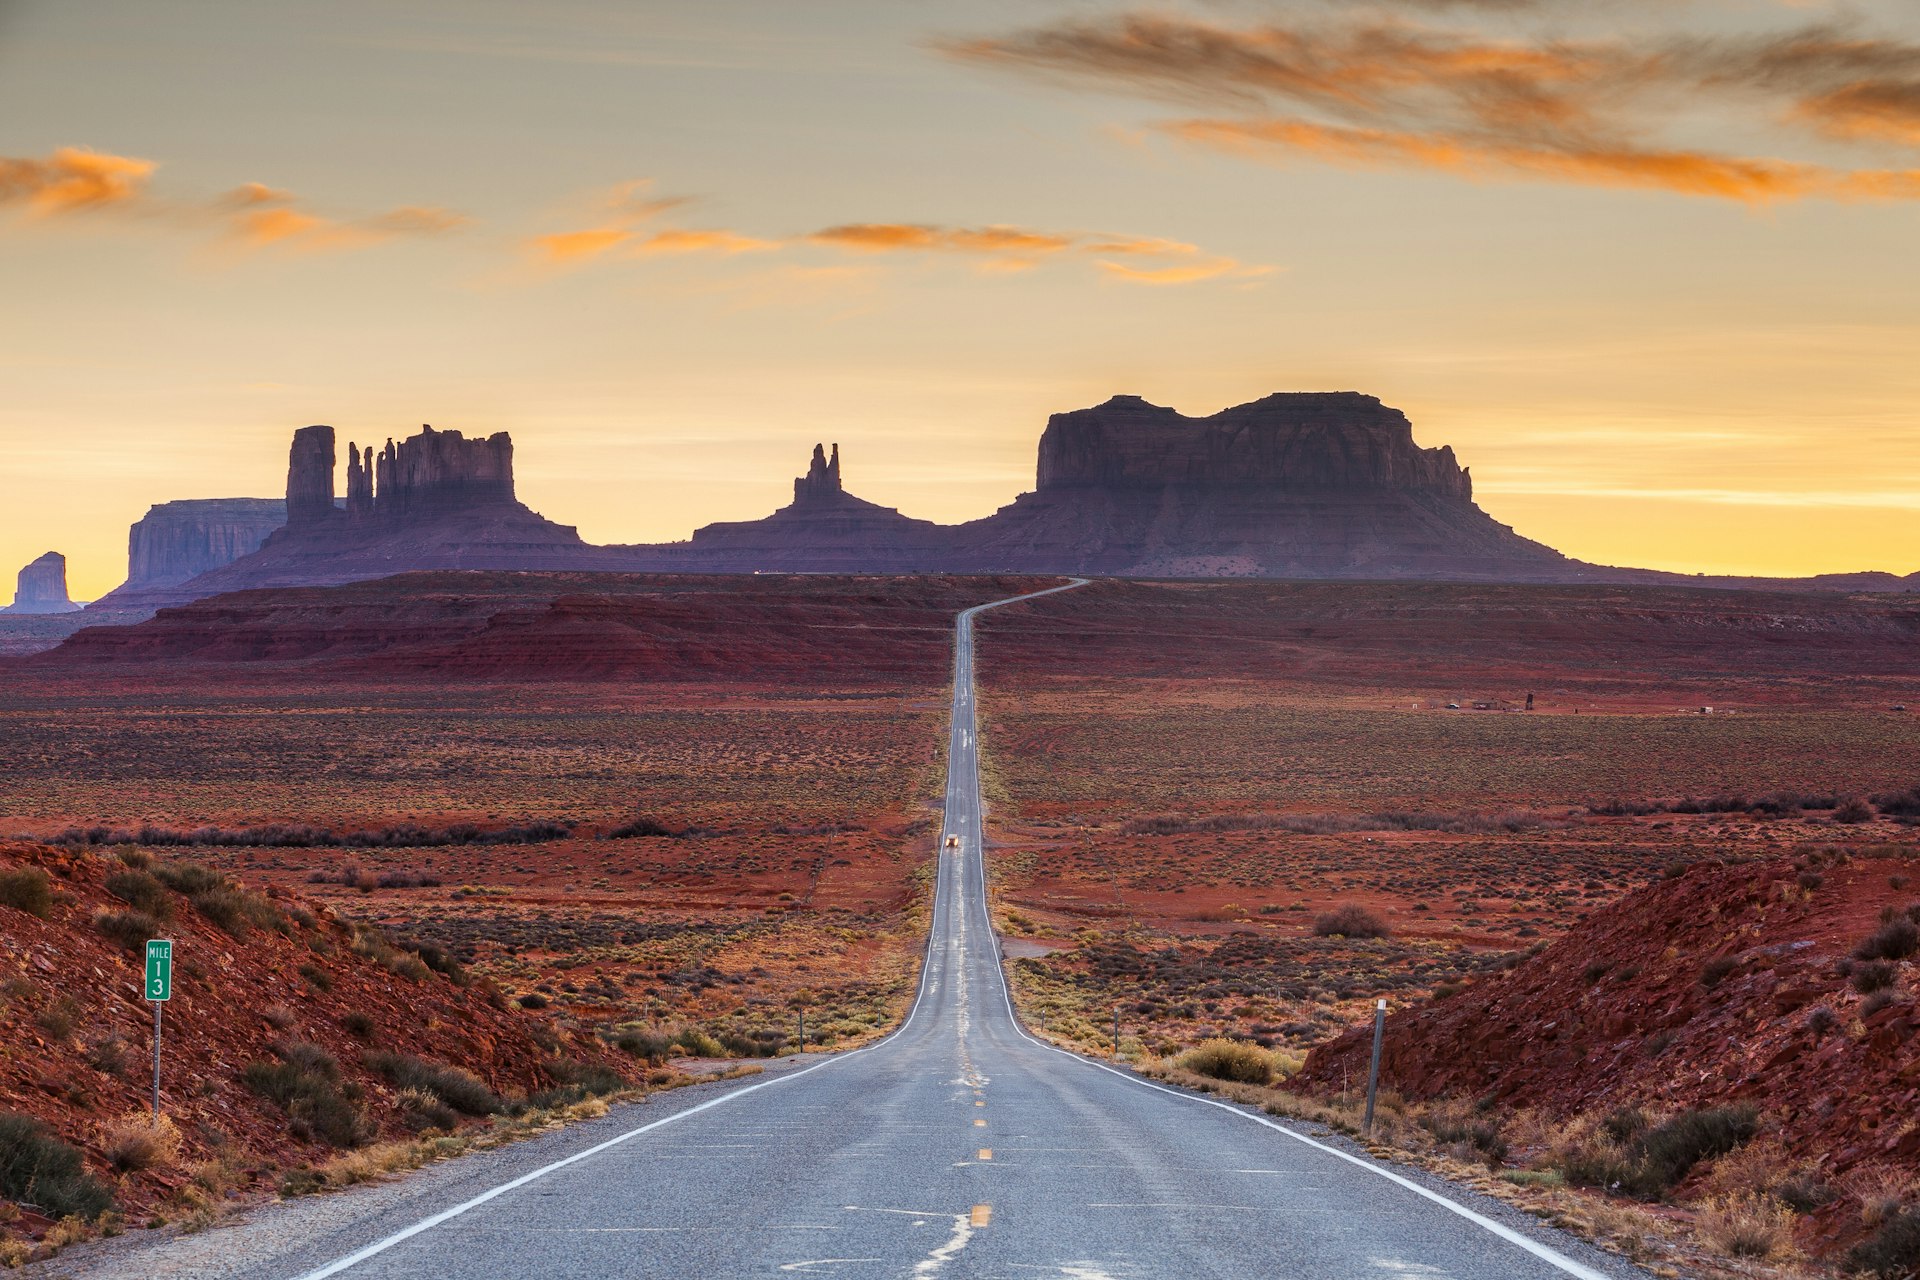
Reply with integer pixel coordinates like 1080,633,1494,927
1695,1192,1798,1261
98,1112,182,1174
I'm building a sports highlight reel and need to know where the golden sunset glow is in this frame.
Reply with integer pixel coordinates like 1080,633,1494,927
2,0,1916,599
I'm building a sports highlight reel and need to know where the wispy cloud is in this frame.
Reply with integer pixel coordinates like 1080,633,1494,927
528,186,1267,284
1,146,467,254
942,11,1920,202
0,147,156,214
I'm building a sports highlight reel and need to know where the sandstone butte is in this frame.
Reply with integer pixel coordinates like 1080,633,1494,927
3,551,80,614
70,394,1920,613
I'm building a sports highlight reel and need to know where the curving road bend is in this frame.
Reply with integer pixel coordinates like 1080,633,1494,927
61,581,1644,1280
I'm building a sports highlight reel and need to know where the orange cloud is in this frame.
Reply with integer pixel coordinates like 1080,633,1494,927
532,226,633,263
632,227,777,256
1792,83,1920,146
528,187,1261,284
948,11,1920,203
224,198,466,254
1168,117,1920,202
1097,257,1248,285
0,147,155,214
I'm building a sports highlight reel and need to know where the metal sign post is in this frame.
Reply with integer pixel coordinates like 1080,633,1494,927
1363,997,1386,1137
145,939,172,1123
1112,1007,1121,1060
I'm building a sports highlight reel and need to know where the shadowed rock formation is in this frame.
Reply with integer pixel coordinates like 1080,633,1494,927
78,395,1918,609
371,426,516,519
286,426,336,527
675,443,946,571
120,499,286,591
97,424,585,608
5,552,79,614
948,393,1565,578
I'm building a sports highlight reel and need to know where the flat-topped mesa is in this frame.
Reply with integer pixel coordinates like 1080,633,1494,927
126,499,287,589
285,425,337,526
370,425,516,519
1035,392,1474,501
793,443,844,506
7,551,79,613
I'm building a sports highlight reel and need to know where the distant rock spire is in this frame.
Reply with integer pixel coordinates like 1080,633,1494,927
346,442,375,519
286,425,336,526
793,442,845,506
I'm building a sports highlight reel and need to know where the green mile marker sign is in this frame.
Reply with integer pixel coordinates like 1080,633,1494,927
145,939,172,1002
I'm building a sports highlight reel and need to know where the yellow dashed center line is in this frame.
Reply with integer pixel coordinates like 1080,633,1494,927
978,1149,992,1160
970,1204,992,1228
974,1118,986,1127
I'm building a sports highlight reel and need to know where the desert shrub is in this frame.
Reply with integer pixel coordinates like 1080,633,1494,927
0,1112,113,1220
394,939,466,984
0,867,52,918
340,1011,376,1039
1696,1192,1796,1260
92,907,161,951
529,1059,627,1108
83,1035,129,1076
100,1112,182,1174
516,992,549,1010
672,1028,725,1057
1555,1104,1758,1200
1848,1209,1920,1278
151,862,223,894
262,1003,297,1031
1700,955,1739,988
1834,798,1876,824
1312,905,1390,939
606,816,681,839
1857,917,1920,962
351,926,433,981
1796,870,1824,890
719,1029,787,1058
1806,1005,1838,1035
1853,961,1898,994
241,1041,370,1149
1639,1105,1760,1193
104,868,171,919
298,963,333,992
1862,990,1900,1017
612,1028,674,1061
1178,1038,1274,1085
1424,1099,1508,1164
364,1052,501,1117
393,1086,458,1133
1873,786,1920,818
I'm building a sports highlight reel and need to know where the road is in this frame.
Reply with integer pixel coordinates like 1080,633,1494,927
61,581,1641,1280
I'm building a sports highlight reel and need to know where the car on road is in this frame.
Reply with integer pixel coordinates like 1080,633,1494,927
945,834,960,849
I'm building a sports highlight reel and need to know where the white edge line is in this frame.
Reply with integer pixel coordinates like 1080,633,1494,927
984,904,1613,1280
292,579,1087,1280
965,580,1614,1280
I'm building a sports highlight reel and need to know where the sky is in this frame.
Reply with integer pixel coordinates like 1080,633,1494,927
3,0,1918,599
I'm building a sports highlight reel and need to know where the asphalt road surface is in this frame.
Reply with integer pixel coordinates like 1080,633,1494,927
60,581,1644,1280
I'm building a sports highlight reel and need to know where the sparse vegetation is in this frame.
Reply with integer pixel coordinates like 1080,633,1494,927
1178,1038,1277,1085
100,1112,183,1174
364,1053,502,1117
0,1111,113,1220
0,866,53,918
241,1041,372,1149
1312,905,1389,939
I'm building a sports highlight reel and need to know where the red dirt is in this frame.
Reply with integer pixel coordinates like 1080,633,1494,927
0,841,627,1233
1300,852,1920,1184
18,573,1062,682
978,578,1920,705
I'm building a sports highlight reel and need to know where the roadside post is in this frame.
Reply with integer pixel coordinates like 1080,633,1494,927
1363,998,1386,1136
145,939,173,1123
797,1006,805,1053
1112,1007,1121,1060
